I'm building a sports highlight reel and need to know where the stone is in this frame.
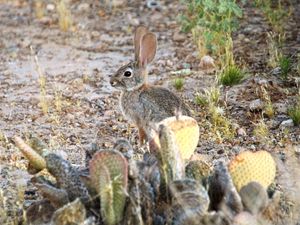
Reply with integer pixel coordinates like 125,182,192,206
249,99,264,111
77,3,90,12
199,55,215,70
173,31,186,42
280,119,294,128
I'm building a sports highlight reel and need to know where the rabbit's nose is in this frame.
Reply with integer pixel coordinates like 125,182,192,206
110,79,118,87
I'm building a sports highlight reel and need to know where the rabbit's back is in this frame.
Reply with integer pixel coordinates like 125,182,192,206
121,85,190,125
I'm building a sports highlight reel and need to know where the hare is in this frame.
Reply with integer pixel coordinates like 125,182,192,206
110,26,190,144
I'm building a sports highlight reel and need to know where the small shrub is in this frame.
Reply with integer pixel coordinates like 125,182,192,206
288,102,300,126
253,120,269,139
255,0,291,34
267,32,282,69
279,55,291,80
173,78,185,91
180,0,242,61
219,65,245,86
194,94,208,106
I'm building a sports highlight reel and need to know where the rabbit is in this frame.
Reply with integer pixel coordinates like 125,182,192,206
110,26,191,144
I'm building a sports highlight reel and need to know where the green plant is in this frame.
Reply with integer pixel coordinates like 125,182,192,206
253,119,269,139
194,93,208,106
255,0,291,34
267,32,282,68
288,101,300,126
180,0,242,60
279,55,291,80
173,77,185,91
219,65,245,86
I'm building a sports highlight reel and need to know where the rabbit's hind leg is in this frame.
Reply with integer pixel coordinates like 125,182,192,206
138,126,147,146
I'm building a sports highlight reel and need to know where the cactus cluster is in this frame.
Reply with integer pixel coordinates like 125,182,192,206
14,118,281,225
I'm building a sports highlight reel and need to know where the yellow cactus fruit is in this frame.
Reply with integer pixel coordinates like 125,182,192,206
158,115,199,160
228,150,276,191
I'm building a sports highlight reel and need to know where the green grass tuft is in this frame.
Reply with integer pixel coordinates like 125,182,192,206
173,77,185,91
288,103,300,126
219,65,245,86
279,55,291,80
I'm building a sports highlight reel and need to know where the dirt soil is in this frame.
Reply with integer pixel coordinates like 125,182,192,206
0,0,300,224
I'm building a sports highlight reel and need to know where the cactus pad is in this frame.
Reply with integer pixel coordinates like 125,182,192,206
14,136,46,171
89,150,128,225
228,151,276,191
158,116,199,160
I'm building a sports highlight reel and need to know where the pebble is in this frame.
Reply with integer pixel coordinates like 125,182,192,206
273,102,288,114
77,3,90,12
199,55,215,70
173,31,186,42
46,4,55,12
280,119,294,128
236,128,247,136
272,67,281,76
249,99,264,111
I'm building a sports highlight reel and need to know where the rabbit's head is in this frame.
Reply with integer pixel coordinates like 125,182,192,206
110,26,157,91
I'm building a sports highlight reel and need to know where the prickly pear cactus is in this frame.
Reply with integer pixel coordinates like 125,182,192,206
239,181,268,215
156,124,185,193
51,199,86,225
158,115,199,160
170,179,210,224
14,136,46,171
228,151,276,191
45,153,91,205
185,160,211,186
89,150,128,225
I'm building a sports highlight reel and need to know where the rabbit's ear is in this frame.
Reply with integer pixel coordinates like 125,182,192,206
134,26,148,61
139,33,157,68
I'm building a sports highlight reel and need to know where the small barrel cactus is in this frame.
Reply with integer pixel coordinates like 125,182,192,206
89,150,128,225
228,151,276,191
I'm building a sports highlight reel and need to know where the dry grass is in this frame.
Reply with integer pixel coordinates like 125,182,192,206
56,0,72,32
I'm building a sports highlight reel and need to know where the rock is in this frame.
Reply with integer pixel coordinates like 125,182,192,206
173,31,186,42
199,55,215,70
271,67,281,76
91,31,100,38
147,0,161,10
280,119,294,128
293,145,300,156
127,14,140,26
39,16,53,26
249,99,264,111
77,3,90,12
46,4,55,12
236,128,247,136
273,103,288,114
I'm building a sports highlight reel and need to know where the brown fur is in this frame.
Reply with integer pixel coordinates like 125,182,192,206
110,26,191,144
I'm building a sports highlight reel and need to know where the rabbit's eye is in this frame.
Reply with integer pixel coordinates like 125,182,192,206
124,69,132,77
